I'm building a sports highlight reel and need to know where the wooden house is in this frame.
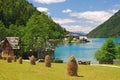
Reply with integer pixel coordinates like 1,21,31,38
0,37,19,57
65,34,80,40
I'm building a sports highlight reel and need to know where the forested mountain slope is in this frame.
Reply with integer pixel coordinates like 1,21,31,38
0,0,66,41
88,10,120,38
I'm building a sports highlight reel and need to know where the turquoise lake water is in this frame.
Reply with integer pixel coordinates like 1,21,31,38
55,38,120,64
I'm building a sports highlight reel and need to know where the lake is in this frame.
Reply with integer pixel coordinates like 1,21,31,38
55,38,120,64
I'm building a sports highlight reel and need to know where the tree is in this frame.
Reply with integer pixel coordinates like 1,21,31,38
115,43,120,59
0,21,8,41
0,0,67,59
8,24,19,36
68,36,73,43
0,0,37,27
22,13,49,57
95,38,116,62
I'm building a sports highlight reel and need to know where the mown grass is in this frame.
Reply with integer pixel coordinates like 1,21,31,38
0,60,120,80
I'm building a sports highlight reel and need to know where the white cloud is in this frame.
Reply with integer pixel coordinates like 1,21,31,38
53,10,118,33
37,7,50,15
62,25,94,33
53,18,76,24
62,9,72,13
37,7,48,12
70,10,118,24
34,0,66,4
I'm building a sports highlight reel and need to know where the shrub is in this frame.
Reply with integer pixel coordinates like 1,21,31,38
18,57,22,64
29,55,36,65
53,59,63,63
45,55,51,67
67,56,78,76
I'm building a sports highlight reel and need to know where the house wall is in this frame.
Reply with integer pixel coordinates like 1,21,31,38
3,40,14,56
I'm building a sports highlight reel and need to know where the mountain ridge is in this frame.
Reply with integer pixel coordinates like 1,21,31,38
70,31,87,36
88,10,120,38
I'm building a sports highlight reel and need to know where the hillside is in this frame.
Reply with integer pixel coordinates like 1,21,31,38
88,10,120,38
0,0,67,57
0,0,66,40
0,0,37,27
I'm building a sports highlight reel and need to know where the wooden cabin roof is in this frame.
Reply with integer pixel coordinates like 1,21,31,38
6,37,19,49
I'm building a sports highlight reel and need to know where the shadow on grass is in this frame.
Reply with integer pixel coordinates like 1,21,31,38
77,75,84,77
68,75,84,78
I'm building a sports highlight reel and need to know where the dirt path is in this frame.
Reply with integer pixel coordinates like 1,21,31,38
91,64,120,68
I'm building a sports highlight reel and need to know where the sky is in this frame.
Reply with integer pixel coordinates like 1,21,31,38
28,0,120,33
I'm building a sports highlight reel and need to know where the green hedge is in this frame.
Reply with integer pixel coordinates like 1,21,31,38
53,59,63,63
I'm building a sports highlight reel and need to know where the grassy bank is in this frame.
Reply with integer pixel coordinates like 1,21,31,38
0,60,120,80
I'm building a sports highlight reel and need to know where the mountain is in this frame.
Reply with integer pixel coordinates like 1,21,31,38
0,0,37,27
88,10,120,38
0,0,67,40
70,32,87,36
0,0,67,57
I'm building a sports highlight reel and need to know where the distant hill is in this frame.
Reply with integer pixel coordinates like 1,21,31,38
88,10,120,38
70,32,87,36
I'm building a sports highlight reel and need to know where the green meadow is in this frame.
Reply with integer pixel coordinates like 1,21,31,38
0,60,120,80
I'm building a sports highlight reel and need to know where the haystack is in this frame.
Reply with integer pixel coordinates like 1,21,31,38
45,55,51,67
67,56,78,76
29,55,36,65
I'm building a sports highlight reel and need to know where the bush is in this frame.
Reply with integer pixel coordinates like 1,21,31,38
53,59,63,63
67,56,78,76
45,55,51,67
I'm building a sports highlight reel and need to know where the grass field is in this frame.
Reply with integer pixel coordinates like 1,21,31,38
0,60,120,80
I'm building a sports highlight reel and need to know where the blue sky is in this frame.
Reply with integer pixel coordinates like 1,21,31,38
28,0,120,33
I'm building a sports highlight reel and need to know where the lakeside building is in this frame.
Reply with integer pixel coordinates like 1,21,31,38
64,33,91,43
65,34,80,40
